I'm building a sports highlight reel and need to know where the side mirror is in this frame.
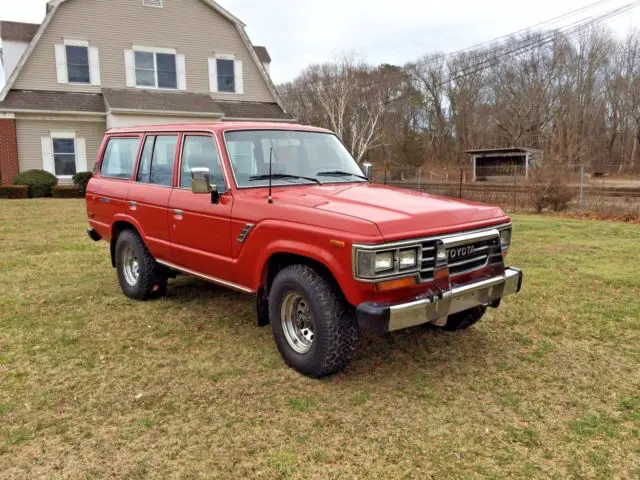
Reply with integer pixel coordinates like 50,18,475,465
192,167,211,193
191,167,219,204
361,162,373,181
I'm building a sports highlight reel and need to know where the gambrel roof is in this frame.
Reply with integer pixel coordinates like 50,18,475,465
0,0,285,113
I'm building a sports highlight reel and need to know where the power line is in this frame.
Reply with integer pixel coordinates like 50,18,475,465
282,0,640,124
440,0,640,88
372,0,640,93
287,0,640,93
407,0,617,61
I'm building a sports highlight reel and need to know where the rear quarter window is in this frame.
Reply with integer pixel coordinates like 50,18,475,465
100,137,141,179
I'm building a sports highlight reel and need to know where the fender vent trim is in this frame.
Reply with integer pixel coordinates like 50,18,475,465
237,223,254,243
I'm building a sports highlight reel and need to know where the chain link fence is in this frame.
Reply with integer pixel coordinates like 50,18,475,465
380,164,640,219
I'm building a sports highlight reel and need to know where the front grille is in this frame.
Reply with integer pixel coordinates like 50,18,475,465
446,239,492,275
419,241,437,281
419,234,502,281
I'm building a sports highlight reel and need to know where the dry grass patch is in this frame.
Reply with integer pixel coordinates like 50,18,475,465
0,199,639,479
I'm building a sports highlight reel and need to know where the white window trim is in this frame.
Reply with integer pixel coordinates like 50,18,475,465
133,45,177,55
51,131,75,139
142,0,163,8
215,53,235,61
63,39,89,47
132,46,180,91
49,132,77,179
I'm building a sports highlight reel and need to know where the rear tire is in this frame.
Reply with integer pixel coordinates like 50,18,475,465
440,306,487,331
269,265,358,378
114,229,167,301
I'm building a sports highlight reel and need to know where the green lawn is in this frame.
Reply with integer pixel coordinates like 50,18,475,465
0,199,638,479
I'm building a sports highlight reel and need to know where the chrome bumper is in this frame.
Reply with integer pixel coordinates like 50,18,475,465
356,267,523,333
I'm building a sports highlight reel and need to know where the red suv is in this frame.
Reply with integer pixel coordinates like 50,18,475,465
86,122,522,377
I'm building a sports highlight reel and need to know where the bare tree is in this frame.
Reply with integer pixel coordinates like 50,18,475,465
279,55,394,162
279,24,640,175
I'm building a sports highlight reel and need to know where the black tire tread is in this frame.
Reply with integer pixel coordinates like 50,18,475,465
441,305,487,331
256,288,270,327
269,265,358,378
115,229,167,301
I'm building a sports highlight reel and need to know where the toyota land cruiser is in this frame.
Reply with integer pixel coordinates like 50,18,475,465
86,122,522,377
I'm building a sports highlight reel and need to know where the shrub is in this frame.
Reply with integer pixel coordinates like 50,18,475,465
528,168,576,213
0,185,29,199
13,170,58,198
52,185,84,198
72,171,93,194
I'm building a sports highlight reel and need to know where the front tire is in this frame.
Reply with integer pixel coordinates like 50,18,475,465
114,229,167,301
269,265,358,378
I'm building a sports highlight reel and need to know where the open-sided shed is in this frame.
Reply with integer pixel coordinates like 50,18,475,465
466,147,543,181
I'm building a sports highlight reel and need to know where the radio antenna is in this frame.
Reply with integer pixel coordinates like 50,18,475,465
267,146,273,204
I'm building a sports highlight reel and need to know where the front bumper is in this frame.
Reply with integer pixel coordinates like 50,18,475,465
356,267,523,333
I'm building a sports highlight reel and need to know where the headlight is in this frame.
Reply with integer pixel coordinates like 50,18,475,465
399,248,417,269
500,228,512,250
354,246,422,280
356,250,376,278
375,251,394,272
355,250,395,278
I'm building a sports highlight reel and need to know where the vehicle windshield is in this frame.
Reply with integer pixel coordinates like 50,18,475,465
224,130,367,187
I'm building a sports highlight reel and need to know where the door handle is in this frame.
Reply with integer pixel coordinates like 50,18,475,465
128,200,137,211
173,209,183,219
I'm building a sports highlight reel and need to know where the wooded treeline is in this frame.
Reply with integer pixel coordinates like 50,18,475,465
279,27,640,177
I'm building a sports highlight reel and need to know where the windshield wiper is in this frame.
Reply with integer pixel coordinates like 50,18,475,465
316,170,368,181
249,173,321,185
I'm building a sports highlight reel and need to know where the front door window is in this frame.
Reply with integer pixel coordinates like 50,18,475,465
180,135,225,191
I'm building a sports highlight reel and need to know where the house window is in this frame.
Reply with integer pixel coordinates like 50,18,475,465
53,138,76,176
41,133,87,178
143,0,163,7
55,41,100,85
66,45,90,83
217,59,235,93
209,56,243,94
134,51,177,89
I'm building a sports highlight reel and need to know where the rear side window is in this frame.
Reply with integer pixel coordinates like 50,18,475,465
136,135,178,186
100,137,140,178
137,136,155,183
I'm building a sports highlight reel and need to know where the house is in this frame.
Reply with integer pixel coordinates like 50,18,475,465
466,147,543,181
0,0,292,184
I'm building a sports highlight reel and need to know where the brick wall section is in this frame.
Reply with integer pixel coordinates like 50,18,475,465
0,119,20,184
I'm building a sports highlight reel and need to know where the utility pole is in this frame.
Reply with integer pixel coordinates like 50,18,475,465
580,165,585,211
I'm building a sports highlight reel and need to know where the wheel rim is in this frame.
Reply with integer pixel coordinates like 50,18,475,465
121,245,140,287
280,291,315,354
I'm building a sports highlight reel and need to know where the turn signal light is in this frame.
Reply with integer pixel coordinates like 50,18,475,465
434,267,449,282
374,277,417,292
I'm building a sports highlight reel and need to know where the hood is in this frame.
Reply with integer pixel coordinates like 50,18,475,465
270,183,508,241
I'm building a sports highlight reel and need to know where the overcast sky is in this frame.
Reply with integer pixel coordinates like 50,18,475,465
1,0,639,83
